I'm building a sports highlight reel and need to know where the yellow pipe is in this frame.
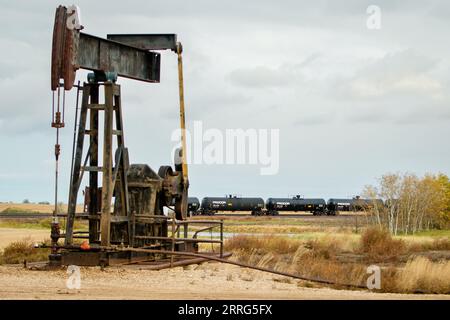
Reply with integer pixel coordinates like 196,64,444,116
177,42,189,183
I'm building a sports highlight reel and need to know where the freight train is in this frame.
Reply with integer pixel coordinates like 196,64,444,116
187,195,382,216
200,195,265,216
266,196,327,215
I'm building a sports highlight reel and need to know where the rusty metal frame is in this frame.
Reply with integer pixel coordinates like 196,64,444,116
57,216,225,266
51,5,202,268
78,33,161,84
51,6,161,91
107,34,177,51
66,82,130,246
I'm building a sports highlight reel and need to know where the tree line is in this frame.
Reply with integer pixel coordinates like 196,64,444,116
363,173,450,235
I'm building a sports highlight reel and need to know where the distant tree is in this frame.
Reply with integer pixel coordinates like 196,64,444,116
22,199,30,204
363,173,450,235
436,173,450,228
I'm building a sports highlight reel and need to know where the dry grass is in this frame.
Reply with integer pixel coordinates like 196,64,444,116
225,234,302,254
224,228,450,294
396,257,450,294
226,234,367,288
0,237,50,264
304,237,346,259
358,227,406,262
407,238,450,252
296,256,368,288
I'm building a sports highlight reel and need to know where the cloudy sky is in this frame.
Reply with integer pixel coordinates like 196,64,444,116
0,0,449,203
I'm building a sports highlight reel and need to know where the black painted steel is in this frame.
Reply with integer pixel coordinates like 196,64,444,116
187,197,200,215
327,198,384,214
201,196,265,215
266,196,326,215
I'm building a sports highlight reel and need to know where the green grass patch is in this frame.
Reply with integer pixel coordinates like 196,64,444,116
1,207,41,214
0,219,52,229
0,218,87,230
402,229,450,238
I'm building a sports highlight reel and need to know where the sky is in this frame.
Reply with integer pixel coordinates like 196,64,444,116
0,0,449,203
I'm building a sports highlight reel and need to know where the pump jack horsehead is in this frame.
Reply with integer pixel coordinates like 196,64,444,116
48,5,192,266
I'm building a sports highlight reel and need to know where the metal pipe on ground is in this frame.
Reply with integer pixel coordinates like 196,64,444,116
39,242,366,289
114,247,367,289
122,253,233,270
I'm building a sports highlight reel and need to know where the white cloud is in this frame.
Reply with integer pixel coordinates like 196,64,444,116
0,1,450,202
345,49,442,99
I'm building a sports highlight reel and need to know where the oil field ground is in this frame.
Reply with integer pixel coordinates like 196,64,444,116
0,263,449,300
0,204,449,299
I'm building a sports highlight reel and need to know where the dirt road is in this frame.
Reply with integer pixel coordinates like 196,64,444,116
0,263,448,300
0,221,448,300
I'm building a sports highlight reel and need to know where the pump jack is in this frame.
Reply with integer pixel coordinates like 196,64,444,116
48,5,219,267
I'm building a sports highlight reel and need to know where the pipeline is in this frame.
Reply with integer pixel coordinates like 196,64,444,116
39,243,366,289
114,247,367,289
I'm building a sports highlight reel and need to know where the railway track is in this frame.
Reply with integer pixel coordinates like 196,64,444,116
0,213,83,219
0,212,363,219
195,213,362,218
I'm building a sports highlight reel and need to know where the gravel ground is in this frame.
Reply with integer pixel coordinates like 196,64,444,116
0,263,449,300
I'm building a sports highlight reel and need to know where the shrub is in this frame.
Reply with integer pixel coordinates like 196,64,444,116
304,238,345,260
359,227,406,261
0,238,50,264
